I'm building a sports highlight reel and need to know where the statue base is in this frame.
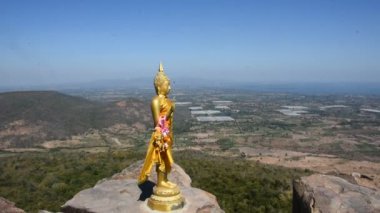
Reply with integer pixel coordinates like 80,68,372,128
147,185,185,212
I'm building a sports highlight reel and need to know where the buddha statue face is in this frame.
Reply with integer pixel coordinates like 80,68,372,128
157,80,171,96
154,63,171,96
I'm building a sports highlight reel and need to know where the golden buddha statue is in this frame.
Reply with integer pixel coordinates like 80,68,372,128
138,63,184,211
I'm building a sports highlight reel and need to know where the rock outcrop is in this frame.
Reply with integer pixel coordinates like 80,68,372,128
0,197,25,213
293,174,380,213
62,160,224,213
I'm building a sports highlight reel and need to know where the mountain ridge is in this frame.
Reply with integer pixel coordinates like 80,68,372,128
0,91,150,148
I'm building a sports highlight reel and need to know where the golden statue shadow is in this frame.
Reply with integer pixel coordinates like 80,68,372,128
138,180,156,201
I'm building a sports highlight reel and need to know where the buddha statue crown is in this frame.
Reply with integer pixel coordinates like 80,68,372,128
154,62,170,93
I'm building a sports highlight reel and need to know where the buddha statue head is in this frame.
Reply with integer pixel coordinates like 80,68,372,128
154,62,171,96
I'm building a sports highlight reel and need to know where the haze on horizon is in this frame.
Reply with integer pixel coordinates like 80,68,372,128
1,0,379,88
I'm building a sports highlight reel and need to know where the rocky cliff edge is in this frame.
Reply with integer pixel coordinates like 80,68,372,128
61,160,224,213
293,174,380,213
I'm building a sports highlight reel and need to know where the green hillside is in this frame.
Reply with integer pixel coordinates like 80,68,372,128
0,150,311,212
0,91,149,148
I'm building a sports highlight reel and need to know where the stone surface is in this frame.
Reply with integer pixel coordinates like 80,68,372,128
61,160,224,213
293,174,380,213
0,197,25,213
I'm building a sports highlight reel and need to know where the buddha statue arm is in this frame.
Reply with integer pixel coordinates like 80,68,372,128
151,96,160,127
151,96,165,149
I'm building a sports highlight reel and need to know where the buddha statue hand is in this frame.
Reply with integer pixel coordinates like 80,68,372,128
152,128,167,152
154,140,169,152
154,139,163,148
154,140,167,151
160,142,168,152
153,127,162,144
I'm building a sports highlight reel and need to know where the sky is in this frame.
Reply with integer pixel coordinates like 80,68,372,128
1,0,379,87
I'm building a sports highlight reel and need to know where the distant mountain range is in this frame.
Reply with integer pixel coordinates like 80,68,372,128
1,78,379,95
235,82,380,95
